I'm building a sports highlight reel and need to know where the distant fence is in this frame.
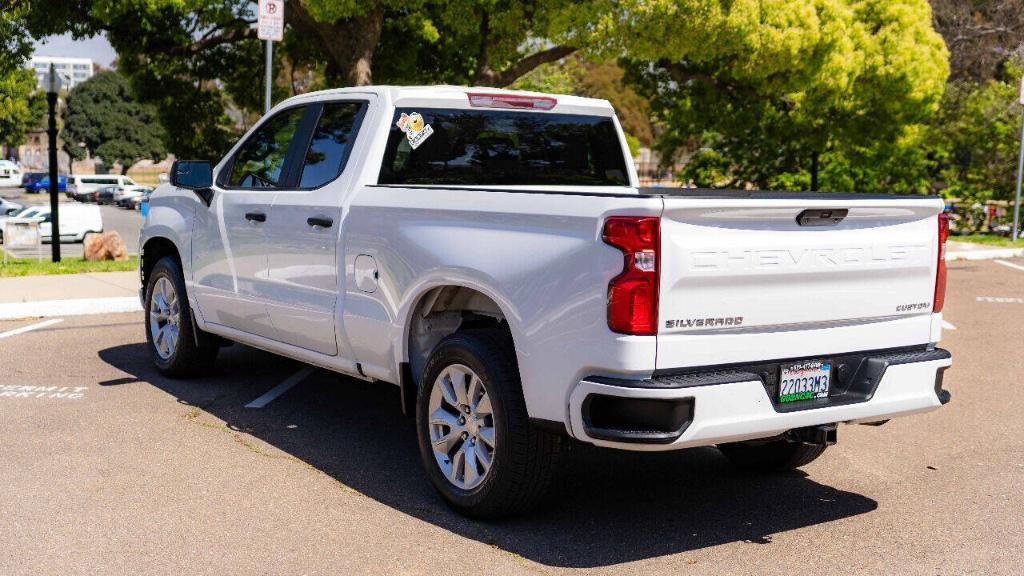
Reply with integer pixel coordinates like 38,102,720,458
125,167,166,186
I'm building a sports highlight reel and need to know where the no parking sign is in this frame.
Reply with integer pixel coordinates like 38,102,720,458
258,0,284,42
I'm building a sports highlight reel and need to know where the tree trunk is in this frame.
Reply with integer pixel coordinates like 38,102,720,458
473,45,577,87
810,151,820,191
287,1,385,87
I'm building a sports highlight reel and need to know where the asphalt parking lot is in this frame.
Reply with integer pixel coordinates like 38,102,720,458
0,259,1022,575
1,186,143,257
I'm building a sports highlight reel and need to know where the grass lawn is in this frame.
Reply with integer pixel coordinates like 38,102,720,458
950,234,1022,248
0,250,138,277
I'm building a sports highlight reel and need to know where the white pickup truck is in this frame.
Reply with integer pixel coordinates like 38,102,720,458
140,86,952,517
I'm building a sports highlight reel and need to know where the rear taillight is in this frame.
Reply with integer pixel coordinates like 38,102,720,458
603,216,660,335
934,212,949,312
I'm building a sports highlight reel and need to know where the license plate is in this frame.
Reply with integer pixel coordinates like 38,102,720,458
779,360,831,403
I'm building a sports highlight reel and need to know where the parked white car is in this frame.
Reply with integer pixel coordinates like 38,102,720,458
114,185,153,205
139,86,952,518
0,204,44,226
0,161,22,188
0,196,23,216
69,174,137,201
17,203,104,242
0,205,45,242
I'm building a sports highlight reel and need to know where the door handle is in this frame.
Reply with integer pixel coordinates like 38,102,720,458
245,211,266,223
307,216,333,228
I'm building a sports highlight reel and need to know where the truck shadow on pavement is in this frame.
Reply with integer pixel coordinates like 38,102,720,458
98,342,878,569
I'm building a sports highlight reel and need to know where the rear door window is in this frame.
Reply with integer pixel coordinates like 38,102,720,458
378,108,630,186
296,102,365,188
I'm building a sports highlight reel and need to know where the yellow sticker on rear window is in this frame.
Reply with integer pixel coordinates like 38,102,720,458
396,112,434,149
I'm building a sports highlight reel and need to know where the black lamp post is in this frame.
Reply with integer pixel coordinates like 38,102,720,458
45,64,61,263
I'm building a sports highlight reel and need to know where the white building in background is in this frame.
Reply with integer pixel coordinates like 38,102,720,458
29,56,94,91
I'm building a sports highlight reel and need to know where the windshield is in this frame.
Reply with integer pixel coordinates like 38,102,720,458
379,108,630,186
8,207,41,218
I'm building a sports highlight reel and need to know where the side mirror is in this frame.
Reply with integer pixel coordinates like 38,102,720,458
170,160,214,206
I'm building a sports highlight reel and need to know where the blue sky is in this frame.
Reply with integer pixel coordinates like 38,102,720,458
33,33,117,67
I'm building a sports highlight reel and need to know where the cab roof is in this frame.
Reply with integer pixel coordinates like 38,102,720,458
281,85,615,116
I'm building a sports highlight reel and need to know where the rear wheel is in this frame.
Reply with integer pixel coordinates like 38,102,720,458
718,438,827,472
416,328,561,518
145,256,218,377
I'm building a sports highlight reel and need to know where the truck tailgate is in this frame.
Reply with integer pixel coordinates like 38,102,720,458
656,195,943,369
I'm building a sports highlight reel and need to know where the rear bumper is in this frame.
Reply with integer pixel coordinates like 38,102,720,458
567,347,952,451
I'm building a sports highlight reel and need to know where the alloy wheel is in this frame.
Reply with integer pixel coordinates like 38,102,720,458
149,276,180,360
428,364,496,490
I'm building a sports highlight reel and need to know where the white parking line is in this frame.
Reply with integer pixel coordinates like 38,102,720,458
994,259,1024,273
0,318,64,339
942,320,957,331
244,366,316,409
976,296,1024,304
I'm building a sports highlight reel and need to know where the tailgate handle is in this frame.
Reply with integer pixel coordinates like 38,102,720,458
797,208,848,226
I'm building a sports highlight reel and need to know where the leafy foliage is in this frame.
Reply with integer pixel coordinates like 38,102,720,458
0,66,45,148
5,0,615,159
927,64,1024,203
0,7,34,76
620,0,949,191
0,67,45,149
62,72,166,172
11,0,1008,204
0,5,45,148
511,57,655,148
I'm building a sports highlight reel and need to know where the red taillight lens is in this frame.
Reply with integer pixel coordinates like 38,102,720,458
934,212,949,312
603,216,660,335
467,93,557,110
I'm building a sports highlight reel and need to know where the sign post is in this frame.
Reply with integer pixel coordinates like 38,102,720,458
1014,76,1024,243
258,0,284,114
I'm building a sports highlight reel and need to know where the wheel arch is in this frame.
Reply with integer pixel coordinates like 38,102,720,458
398,282,520,416
140,236,183,295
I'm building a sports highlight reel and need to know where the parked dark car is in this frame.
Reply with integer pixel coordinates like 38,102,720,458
117,187,153,208
95,185,120,205
126,188,154,210
21,172,47,192
29,175,68,194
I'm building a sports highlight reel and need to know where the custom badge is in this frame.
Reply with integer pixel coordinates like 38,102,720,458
395,112,434,149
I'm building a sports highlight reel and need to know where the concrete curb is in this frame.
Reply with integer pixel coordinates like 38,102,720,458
0,296,141,321
946,247,1024,261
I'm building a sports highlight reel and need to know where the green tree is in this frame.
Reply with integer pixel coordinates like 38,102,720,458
62,72,166,174
0,67,45,151
6,0,613,157
0,6,45,151
511,57,655,147
615,0,949,191
927,63,1024,204
0,7,33,76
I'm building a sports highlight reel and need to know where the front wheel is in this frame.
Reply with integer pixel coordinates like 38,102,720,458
717,438,827,472
145,256,218,377
416,328,562,518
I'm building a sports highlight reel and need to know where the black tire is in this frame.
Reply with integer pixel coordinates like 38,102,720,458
144,256,218,377
416,328,562,519
717,438,827,472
